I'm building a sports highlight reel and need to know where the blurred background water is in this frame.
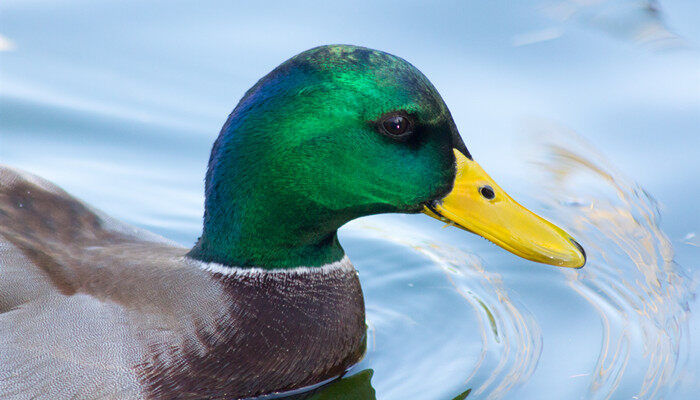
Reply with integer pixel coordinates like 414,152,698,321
1,1,698,399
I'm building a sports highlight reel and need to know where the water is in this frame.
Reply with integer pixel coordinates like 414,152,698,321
1,1,698,399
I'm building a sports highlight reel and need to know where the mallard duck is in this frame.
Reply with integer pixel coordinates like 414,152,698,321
0,45,585,399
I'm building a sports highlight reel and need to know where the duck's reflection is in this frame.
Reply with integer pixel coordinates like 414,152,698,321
273,369,375,400
275,368,471,400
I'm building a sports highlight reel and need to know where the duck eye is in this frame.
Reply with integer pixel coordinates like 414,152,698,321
381,115,412,137
479,185,495,200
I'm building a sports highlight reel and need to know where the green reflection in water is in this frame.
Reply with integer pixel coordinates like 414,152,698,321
278,368,471,400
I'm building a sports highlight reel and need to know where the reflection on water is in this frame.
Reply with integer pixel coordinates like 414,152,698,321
529,126,694,398
354,226,542,400
538,0,688,51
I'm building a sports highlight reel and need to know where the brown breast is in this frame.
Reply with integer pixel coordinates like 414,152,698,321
0,165,367,399
137,260,367,400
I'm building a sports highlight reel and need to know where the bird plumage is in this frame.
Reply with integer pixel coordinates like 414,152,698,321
0,166,365,399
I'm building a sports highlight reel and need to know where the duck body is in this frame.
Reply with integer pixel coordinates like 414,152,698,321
1,44,585,399
0,166,365,399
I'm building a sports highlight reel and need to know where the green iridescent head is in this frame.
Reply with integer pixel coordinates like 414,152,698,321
188,45,587,270
188,45,465,268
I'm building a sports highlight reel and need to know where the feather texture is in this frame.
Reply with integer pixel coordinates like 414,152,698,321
0,166,366,399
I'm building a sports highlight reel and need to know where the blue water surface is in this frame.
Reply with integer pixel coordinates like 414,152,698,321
1,1,699,399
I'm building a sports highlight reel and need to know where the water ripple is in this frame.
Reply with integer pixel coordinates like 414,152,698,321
527,127,695,399
347,221,543,399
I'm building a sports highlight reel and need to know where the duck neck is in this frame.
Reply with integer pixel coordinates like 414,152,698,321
188,224,345,270
186,141,349,270
186,106,371,270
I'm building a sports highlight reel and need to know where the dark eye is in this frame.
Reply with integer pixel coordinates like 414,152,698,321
380,115,413,138
479,185,495,200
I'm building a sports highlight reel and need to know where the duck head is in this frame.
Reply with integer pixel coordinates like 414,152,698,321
188,45,585,270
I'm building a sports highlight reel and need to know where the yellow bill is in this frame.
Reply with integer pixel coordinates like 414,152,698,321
424,149,586,268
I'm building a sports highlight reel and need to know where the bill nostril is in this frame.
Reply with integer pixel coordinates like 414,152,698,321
479,185,495,200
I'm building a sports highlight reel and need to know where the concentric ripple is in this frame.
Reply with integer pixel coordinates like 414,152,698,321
526,127,695,399
342,218,544,399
